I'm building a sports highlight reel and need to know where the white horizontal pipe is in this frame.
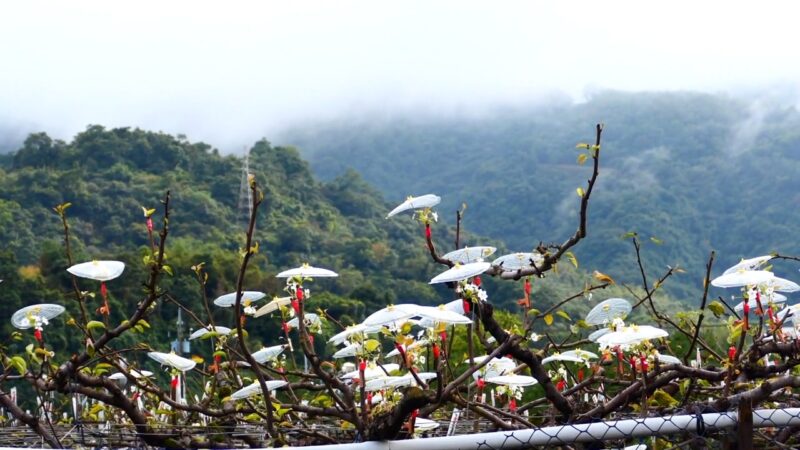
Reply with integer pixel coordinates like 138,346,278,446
271,408,800,450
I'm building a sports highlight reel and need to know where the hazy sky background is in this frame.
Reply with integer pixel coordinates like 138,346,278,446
1,1,799,150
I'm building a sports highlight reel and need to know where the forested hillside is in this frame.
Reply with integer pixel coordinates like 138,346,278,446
281,90,800,301
0,127,532,354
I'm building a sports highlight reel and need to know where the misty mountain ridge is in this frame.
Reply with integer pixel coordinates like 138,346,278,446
280,90,800,302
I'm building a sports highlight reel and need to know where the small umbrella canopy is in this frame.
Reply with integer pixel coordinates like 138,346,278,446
362,304,419,326
735,294,787,313
252,345,288,364
472,357,516,380
341,364,400,380
656,354,682,365
213,291,267,308
492,252,544,271
597,325,668,347
386,194,441,219
254,296,292,317
723,255,773,275
230,380,288,400
711,270,774,288
414,418,440,432
67,260,125,281
387,372,438,388
486,374,538,387
147,352,197,372
333,343,361,359
762,276,800,293
441,298,468,315
443,246,497,264
287,313,321,330
585,298,632,326
276,263,338,278
189,326,232,340
365,376,403,392
11,304,65,330
108,370,153,382
386,339,428,358
329,324,371,345
588,328,611,342
468,355,515,365
541,353,587,365
416,306,472,326
561,349,599,361
430,262,491,284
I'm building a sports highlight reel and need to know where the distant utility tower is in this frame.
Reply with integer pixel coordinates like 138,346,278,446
237,148,253,227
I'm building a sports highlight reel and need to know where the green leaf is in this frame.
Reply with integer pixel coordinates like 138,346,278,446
577,153,588,165
556,310,571,322
575,143,591,150
564,251,578,269
527,308,541,316
87,320,106,331
364,339,381,353
620,231,638,239
650,236,663,245
162,265,173,276
543,314,554,326
576,187,585,197
8,356,26,375
708,301,725,317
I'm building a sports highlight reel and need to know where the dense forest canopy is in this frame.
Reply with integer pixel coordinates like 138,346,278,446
282,90,800,302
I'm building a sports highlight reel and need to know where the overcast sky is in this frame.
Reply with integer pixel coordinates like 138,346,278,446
1,1,799,150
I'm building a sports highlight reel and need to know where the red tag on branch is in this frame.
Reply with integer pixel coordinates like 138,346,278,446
509,398,517,412
425,224,431,239
100,281,108,299
34,329,42,342
524,279,531,296
556,379,566,392
728,346,737,361
171,376,179,389
359,360,367,373
462,299,471,314
432,343,440,360
296,287,304,302
291,299,300,314
477,378,485,390
146,217,153,232
473,276,481,287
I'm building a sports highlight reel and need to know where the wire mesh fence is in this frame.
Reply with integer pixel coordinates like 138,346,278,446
2,407,800,448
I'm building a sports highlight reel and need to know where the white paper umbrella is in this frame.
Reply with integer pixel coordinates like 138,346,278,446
541,353,587,364
472,357,516,380
67,260,125,281
147,352,197,372
365,376,403,391
386,194,441,219
252,345,288,364
430,262,491,284
597,325,668,347
723,255,773,275
585,298,632,326
762,277,800,293
254,297,292,317
711,270,774,288
735,294,787,313
329,324,368,345
414,418,440,432
656,354,682,365
486,374,538,387
108,370,153,383
588,328,611,342
387,372,438,387
333,343,361,359
492,252,544,271
276,263,338,278
287,313,321,330
230,380,288,400
362,304,418,326
441,299,468,315
443,246,497,264
416,306,472,326
11,304,65,329
562,349,598,361
213,291,266,308
189,326,232,340
341,364,400,380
